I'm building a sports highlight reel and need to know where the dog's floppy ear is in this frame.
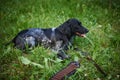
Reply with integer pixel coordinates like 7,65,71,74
58,20,71,35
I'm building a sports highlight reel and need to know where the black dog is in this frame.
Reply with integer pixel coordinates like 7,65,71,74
7,18,89,59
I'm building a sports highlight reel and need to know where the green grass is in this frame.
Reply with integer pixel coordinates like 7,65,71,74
0,0,120,80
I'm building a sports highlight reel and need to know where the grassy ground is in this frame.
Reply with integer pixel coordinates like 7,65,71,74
0,0,120,80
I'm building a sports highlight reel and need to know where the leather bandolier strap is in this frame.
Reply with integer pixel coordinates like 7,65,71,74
50,61,80,80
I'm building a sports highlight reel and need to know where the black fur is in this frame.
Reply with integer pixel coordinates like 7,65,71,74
7,18,89,59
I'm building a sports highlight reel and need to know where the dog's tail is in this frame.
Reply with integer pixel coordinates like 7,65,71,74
5,40,13,46
5,38,15,46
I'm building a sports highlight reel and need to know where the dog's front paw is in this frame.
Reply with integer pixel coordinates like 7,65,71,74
57,54,70,60
57,50,70,60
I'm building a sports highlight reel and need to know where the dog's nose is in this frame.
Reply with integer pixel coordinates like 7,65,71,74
86,29,89,33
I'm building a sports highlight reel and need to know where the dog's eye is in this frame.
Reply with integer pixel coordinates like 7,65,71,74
78,22,81,25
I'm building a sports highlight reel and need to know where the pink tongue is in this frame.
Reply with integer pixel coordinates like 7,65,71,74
76,32,86,37
80,34,86,37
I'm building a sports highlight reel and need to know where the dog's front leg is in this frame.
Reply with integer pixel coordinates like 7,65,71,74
57,50,69,60
56,36,72,60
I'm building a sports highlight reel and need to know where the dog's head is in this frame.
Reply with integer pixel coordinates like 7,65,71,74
67,18,89,37
58,18,89,38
